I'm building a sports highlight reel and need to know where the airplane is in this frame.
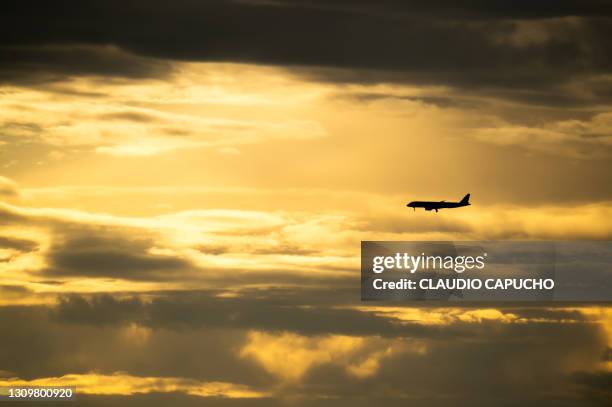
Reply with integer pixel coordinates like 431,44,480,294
407,194,471,213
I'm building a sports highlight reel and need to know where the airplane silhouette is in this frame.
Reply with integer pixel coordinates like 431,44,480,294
407,194,470,212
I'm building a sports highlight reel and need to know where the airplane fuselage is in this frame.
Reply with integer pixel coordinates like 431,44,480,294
407,194,471,212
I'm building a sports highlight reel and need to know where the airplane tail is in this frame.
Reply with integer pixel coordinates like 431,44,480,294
460,193,470,204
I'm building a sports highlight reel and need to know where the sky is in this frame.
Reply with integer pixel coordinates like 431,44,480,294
0,1,611,405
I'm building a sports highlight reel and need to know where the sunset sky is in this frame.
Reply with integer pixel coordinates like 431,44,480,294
0,1,611,406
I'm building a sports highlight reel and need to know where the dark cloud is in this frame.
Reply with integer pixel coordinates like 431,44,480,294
239,1,612,20
0,235,38,252
53,292,400,337
0,304,260,384
51,291,599,339
63,394,275,407
0,292,609,405
0,121,43,143
53,295,144,326
0,1,611,107
0,284,32,296
338,91,484,110
46,232,192,280
43,234,345,285
0,204,26,224
0,204,349,286
570,370,612,405
196,244,231,256
0,44,171,85
250,244,319,256
96,111,160,123
197,243,319,256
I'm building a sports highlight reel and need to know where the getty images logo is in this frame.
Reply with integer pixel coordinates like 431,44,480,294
372,252,487,274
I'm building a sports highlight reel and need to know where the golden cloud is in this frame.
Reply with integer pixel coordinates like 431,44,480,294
0,372,267,398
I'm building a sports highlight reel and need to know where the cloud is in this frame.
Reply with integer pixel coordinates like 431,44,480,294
0,202,357,289
0,3,609,405
240,331,366,382
0,235,37,252
350,202,612,241
0,198,610,297
0,176,18,197
471,112,612,158
0,285,35,305
239,330,411,382
46,232,192,280
570,370,612,404
0,297,610,405
50,292,611,343
0,44,172,85
53,292,399,337
0,372,267,398
0,1,611,108
0,68,326,156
